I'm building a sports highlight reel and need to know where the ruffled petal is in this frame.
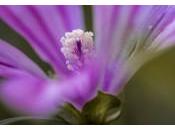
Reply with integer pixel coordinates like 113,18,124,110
0,5,84,75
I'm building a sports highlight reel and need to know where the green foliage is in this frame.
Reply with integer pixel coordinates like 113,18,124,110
54,104,84,124
0,117,60,125
82,91,121,124
0,92,122,125
0,102,17,121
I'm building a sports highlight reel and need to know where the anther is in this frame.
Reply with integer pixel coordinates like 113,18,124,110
60,29,94,71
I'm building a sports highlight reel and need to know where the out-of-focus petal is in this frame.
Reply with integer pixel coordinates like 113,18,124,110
94,6,175,59
59,62,101,109
102,60,128,93
0,5,84,75
94,6,175,94
0,39,46,78
0,72,62,117
0,62,100,116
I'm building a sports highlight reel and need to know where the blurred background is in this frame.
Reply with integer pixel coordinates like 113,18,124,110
120,47,175,124
0,6,175,124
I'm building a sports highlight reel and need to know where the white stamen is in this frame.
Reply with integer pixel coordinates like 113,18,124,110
60,29,94,71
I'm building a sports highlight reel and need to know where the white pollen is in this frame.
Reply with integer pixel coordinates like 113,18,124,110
60,29,94,71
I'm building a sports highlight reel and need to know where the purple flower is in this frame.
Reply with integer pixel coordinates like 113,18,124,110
0,5,175,117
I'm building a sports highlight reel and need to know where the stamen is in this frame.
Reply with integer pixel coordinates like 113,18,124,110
60,29,94,71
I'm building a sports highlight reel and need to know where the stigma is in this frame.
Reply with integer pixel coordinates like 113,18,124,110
60,29,94,71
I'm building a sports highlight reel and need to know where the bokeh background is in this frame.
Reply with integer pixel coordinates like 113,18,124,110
0,6,175,124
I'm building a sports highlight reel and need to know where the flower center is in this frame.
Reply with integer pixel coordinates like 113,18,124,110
60,29,94,71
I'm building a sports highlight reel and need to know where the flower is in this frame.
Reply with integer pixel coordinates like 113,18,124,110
0,5,175,117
